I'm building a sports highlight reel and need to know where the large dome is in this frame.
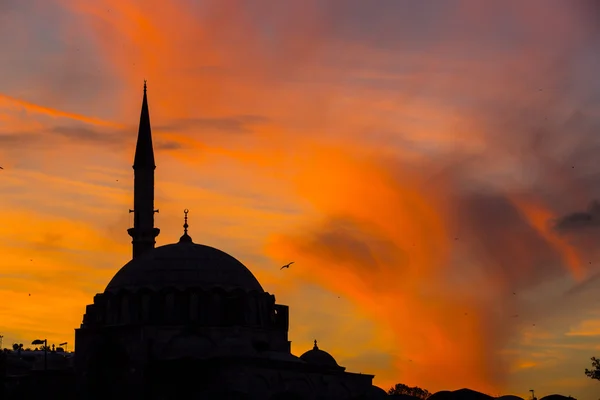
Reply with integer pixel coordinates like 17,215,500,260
105,236,264,293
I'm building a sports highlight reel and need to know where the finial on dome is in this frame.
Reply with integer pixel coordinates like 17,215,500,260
143,79,147,93
313,339,318,350
179,209,193,243
184,209,189,233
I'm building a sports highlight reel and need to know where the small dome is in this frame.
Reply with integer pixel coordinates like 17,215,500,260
368,386,389,399
299,340,343,369
105,240,264,293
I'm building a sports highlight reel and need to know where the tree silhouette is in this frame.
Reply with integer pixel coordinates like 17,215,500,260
11,343,23,352
585,357,600,380
388,383,431,399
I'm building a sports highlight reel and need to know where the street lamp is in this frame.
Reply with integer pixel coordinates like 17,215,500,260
32,339,47,371
59,342,68,353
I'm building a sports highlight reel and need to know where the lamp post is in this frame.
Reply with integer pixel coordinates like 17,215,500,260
32,339,47,371
0,335,3,350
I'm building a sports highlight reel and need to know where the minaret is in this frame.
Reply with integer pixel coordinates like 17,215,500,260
127,80,160,259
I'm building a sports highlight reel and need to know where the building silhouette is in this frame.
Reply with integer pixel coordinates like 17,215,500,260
1,347,75,399
74,83,388,400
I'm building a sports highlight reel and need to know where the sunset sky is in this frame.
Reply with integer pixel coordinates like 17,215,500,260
1,0,600,398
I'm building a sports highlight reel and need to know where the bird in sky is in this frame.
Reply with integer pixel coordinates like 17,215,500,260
280,262,294,270
0,166,3,169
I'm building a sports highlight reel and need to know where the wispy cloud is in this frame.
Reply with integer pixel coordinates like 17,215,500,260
0,93,121,127
565,319,600,337
157,115,269,134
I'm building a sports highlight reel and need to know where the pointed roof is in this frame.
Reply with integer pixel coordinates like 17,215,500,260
133,80,155,169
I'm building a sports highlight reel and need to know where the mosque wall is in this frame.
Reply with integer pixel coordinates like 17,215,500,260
227,363,374,400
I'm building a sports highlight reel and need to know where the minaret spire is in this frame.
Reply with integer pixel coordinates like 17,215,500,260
127,80,160,259
133,79,155,168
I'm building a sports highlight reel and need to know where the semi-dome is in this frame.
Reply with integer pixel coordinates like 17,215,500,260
105,233,264,293
299,340,343,370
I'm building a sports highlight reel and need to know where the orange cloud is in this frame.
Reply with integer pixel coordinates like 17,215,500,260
565,319,600,337
509,195,584,280
264,135,597,393
265,145,503,393
0,207,125,349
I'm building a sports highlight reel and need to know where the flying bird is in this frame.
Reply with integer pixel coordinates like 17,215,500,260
280,262,294,270
0,166,3,169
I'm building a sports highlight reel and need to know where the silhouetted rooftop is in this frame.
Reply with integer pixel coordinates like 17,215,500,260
428,389,494,400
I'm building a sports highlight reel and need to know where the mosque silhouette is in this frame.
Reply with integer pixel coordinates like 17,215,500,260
72,82,387,400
